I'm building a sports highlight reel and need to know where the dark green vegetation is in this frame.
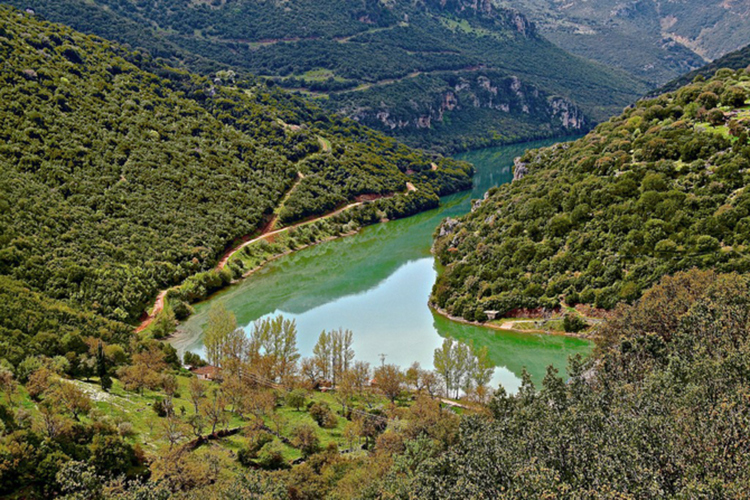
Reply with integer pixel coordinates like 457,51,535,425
0,7,472,366
498,0,750,86
3,0,648,152
408,269,750,497
433,69,750,321
658,42,750,95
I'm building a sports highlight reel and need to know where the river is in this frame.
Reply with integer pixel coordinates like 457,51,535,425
171,138,592,392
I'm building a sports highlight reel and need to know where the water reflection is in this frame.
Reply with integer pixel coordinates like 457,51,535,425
172,138,591,390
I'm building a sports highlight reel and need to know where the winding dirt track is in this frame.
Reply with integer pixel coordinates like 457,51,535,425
134,200,366,332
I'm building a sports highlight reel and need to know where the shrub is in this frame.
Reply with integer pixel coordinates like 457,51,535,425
697,92,719,109
309,403,337,429
286,389,306,411
291,424,321,458
707,109,726,126
562,314,588,333
256,441,288,470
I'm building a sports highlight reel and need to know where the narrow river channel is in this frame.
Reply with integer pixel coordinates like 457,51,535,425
171,138,592,392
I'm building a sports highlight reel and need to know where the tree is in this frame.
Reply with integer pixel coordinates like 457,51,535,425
313,328,354,387
96,342,112,392
48,381,91,421
374,364,403,403
161,374,178,416
184,351,207,368
433,338,458,398
222,374,249,416
335,369,357,412
36,402,72,439
188,377,207,414
434,337,477,398
313,331,333,383
118,346,166,394
201,388,229,435
0,367,18,407
299,357,323,387
250,315,300,383
245,389,276,425
161,415,190,450
470,345,494,390
291,424,321,458
344,420,362,451
351,361,371,396
203,304,239,368
286,389,307,411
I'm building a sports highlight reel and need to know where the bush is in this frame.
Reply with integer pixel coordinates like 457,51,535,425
722,86,748,108
309,403,337,429
707,109,726,126
117,422,135,437
562,314,588,333
291,424,321,458
286,389,306,411
152,399,168,417
697,92,719,109
256,441,288,470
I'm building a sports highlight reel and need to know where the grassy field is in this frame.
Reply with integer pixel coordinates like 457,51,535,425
13,371,400,466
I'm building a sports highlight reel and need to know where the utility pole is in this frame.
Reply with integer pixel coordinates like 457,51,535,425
379,353,387,367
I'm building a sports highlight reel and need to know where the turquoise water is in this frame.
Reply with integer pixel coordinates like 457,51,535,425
172,138,591,392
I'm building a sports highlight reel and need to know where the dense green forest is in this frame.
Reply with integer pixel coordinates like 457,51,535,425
432,69,750,321
0,7,472,366
3,4,750,499
2,0,648,151
408,269,750,497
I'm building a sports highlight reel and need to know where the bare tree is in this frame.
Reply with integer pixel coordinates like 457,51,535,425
200,388,228,435
203,304,239,368
251,315,300,383
188,377,207,414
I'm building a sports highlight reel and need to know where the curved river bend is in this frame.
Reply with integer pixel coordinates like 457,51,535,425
172,139,591,392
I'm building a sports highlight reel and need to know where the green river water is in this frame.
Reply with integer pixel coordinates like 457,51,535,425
171,138,592,392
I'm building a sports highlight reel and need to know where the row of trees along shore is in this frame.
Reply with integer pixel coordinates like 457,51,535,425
201,304,496,403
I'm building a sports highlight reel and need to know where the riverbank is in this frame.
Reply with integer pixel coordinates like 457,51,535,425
163,138,593,391
427,303,598,340
137,185,441,338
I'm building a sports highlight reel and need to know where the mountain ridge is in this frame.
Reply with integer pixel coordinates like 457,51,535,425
4,0,648,152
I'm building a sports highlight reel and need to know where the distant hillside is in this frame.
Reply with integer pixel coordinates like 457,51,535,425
3,0,648,152
656,43,750,95
432,68,750,321
498,0,750,86
0,6,472,363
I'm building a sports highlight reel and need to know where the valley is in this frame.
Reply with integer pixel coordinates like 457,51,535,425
2,2,750,498
169,138,592,393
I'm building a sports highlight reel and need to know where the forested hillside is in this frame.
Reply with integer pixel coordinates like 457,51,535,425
3,0,648,152
657,43,750,95
407,269,750,497
498,0,750,86
0,7,472,364
432,68,750,321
